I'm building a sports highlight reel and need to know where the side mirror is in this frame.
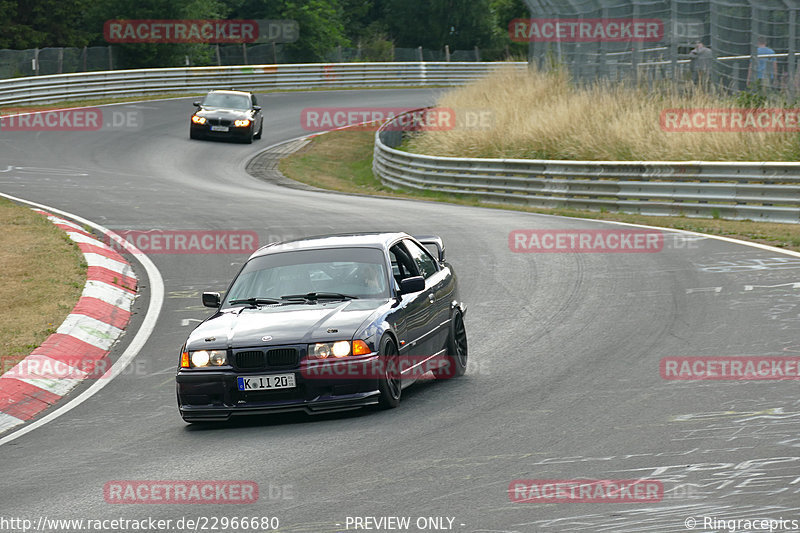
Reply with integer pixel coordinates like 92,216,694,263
193,101,201,107
399,276,425,295
253,105,262,112
202,292,221,308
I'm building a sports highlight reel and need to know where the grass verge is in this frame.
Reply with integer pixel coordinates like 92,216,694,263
0,198,86,374
407,67,800,162
278,129,800,252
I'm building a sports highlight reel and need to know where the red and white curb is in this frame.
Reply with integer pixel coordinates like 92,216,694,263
0,210,137,433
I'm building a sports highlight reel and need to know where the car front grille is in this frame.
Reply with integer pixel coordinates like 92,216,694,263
267,348,299,367
233,348,300,370
235,350,265,369
208,118,232,126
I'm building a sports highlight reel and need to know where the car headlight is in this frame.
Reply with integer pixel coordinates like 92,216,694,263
181,349,227,368
308,340,371,360
234,119,251,127
191,115,206,124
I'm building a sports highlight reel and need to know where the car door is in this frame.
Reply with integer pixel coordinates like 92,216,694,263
251,93,263,130
388,242,429,359
401,238,451,356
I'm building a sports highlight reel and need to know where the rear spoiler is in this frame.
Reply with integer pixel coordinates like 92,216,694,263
413,234,445,262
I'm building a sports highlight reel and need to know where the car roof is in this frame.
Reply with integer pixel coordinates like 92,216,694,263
250,232,412,258
206,89,252,96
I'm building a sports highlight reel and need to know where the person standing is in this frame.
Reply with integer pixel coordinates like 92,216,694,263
689,41,713,87
747,37,778,88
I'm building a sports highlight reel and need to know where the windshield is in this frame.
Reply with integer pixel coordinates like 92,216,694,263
202,92,250,110
223,247,389,308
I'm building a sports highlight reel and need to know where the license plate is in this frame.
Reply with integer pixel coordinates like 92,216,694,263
211,125,229,132
237,374,296,391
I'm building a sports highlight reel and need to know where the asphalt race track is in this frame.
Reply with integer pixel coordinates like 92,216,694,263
1,88,799,533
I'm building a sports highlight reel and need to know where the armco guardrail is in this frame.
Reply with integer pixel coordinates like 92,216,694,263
0,62,525,106
374,110,800,224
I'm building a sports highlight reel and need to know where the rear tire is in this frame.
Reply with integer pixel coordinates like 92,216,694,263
377,336,401,409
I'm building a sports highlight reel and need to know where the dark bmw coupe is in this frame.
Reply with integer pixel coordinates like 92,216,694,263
176,232,468,422
189,89,263,143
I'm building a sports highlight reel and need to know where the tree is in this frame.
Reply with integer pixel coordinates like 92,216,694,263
0,0,94,49
222,0,350,62
385,0,498,51
83,0,227,68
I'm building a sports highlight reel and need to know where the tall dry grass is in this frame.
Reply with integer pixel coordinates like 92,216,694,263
408,67,800,161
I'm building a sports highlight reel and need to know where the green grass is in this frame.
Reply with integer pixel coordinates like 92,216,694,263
0,198,86,374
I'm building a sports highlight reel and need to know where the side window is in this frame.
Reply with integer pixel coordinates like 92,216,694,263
389,244,417,286
403,240,438,279
251,94,258,107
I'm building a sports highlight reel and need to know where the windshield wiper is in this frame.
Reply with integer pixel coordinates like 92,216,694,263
228,297,280,307
280,292,359,301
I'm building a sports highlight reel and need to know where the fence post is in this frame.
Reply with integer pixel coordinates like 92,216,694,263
418,46,423,62
474,45,480,61
445,45,450,61
57,47,63,74
34,48,40,75
215,44,221,66
272,42,277,64
108,46,113,70
632,3,641,83
242,43,248,65
82,46,87,72
789,8,797,95
749,2,758,87
670,0,679,81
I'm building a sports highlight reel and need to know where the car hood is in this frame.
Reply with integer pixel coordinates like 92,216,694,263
186,299,386,351
195,107,252,119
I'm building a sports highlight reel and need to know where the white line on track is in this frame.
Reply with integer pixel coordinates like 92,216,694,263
0,192,164,447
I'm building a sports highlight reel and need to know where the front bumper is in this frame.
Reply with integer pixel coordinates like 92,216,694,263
190,123,253,140
177,354,381,421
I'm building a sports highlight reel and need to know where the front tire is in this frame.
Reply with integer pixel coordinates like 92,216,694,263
377,336,401,409
254,120,263,139
433,310,467,379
